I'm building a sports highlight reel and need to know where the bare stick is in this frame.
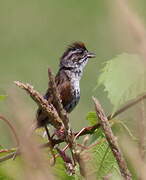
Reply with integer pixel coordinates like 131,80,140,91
48,68,69,131
15,79,146,137
108,93,146,120
1,89,145,162
44,125,56,165
0,150,20,163
14,81,62,129
0,137,60,163
138,101,145,159
93,97,132,180
74,93,146,137
0,115,19,146
0,90,145,163
48,68,77,167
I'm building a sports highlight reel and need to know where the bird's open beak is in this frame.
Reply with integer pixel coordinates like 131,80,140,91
87,52,96,58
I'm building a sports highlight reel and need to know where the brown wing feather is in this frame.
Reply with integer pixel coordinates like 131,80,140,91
55,71,73,109
43,71,72,108
36,71,72,127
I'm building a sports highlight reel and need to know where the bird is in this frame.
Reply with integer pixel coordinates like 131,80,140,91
36,42,95,127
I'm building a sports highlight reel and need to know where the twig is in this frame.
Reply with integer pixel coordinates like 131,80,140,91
74,93,146,137
137,100,146,180
1,91,146,163
56,147,75,175
0,138,60,163
0,115,19,146
48,68,77,167
48,68,69,131
13,79,146,175
0,151,19,162
14,79,146,138
108,93,146,120
93,97,132,180
138,100,145,158
14,81,62,129
44,125,56,165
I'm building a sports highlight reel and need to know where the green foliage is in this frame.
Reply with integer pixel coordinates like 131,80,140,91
0,171,12,180
86,111,121,179
86,111,104,142
0,95,7,101
53,157,77,180
0,0,146,179
53,139,121,180
97,53,146,113
0,146,15,180
86,111,98,125
90,139,121,179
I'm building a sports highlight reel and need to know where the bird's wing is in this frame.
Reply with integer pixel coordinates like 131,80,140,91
36,71,72,127
55,72,73,109
44,71,72,106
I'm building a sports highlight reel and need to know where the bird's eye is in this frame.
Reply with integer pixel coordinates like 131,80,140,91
78,50,84,55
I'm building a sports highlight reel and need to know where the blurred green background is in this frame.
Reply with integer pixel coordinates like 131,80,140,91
1,0,146,146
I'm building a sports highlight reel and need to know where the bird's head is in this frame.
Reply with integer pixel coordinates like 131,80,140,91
60,42,95,70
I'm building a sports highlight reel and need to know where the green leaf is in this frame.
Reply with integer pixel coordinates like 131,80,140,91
53,134,121,179
0,95,7,101
91,129,105,143
0,171,13,180
89,139,121,179
86,111,98,125
97,53,146,113
86,111,105,143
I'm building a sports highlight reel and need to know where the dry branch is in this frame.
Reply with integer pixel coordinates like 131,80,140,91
137,101,145,159
14,81,62,129
1,89,146,163
93,97,132,180
74,93,146,137
0,115,19,146
13,69,78,173
48,68,69,131
48,68,77,169
0,151,19,162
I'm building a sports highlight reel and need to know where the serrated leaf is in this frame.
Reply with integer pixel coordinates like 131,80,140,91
97,53,146,113
89,139,121,179
53,138,121,179
0,95,7,101
86,111,98,125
